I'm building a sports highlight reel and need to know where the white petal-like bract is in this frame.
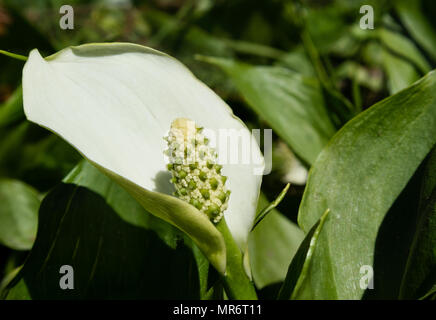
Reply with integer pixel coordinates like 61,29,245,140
23,43,263,258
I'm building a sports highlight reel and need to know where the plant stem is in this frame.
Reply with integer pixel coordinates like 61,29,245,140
0,50,28,61
216,218,257,300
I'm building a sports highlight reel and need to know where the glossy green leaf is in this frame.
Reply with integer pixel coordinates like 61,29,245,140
298,71,436,299
0,179,39,250
360,160,424,299
68,160,214,300
278,209,329,300
199,56,336,164
66,162,226,300
64,160,183,248
248,193,304,289
2,161,204,299
399,148,436,299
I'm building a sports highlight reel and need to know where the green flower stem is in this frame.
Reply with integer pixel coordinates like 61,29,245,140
216,218,257,300
0,50,28,61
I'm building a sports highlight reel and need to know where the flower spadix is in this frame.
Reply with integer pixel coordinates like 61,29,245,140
165,118,230,224
22,43,264,274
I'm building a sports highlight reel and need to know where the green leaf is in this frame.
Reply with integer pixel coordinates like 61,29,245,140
0,86,24,128
297,71,436,299
66,163,244,300
0,179,39,250
219,38,285,60
335,61,383,92
304,5,349,55
360,41,420,95
3,161,203,299
198,56,336,165
64,160,182,248
66,161,254,299
252,183,290,230
68,160,223,299
420,285,436,300
278,209,329,300
276,48,316,77
395,0,436,62
189,241,213,299
399,148,436,299
0,122,29,176
361,161,424,299
248,193,304,289
0,266,22,296
381,47,420,94
0,121,81,190
377,28,431,74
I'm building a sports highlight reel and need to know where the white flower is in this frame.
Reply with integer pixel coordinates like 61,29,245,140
22,43,264,273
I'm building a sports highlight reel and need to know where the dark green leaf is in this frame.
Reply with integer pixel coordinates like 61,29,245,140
395,0,436,62
0,86,24,128
0,122,81,190
64,161,182,248
248,193,304,289
252,183,290,230
399,148,436,299
278,209,329,300
419,285,436,300
2,161,203,299
362,161,425,299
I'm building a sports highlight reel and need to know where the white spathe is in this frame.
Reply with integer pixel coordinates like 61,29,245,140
22,43,264,251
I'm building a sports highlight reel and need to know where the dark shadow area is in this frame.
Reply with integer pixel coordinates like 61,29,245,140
363,161,425,299
257,282,283,300
4,184,200,299
153,170,174,195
